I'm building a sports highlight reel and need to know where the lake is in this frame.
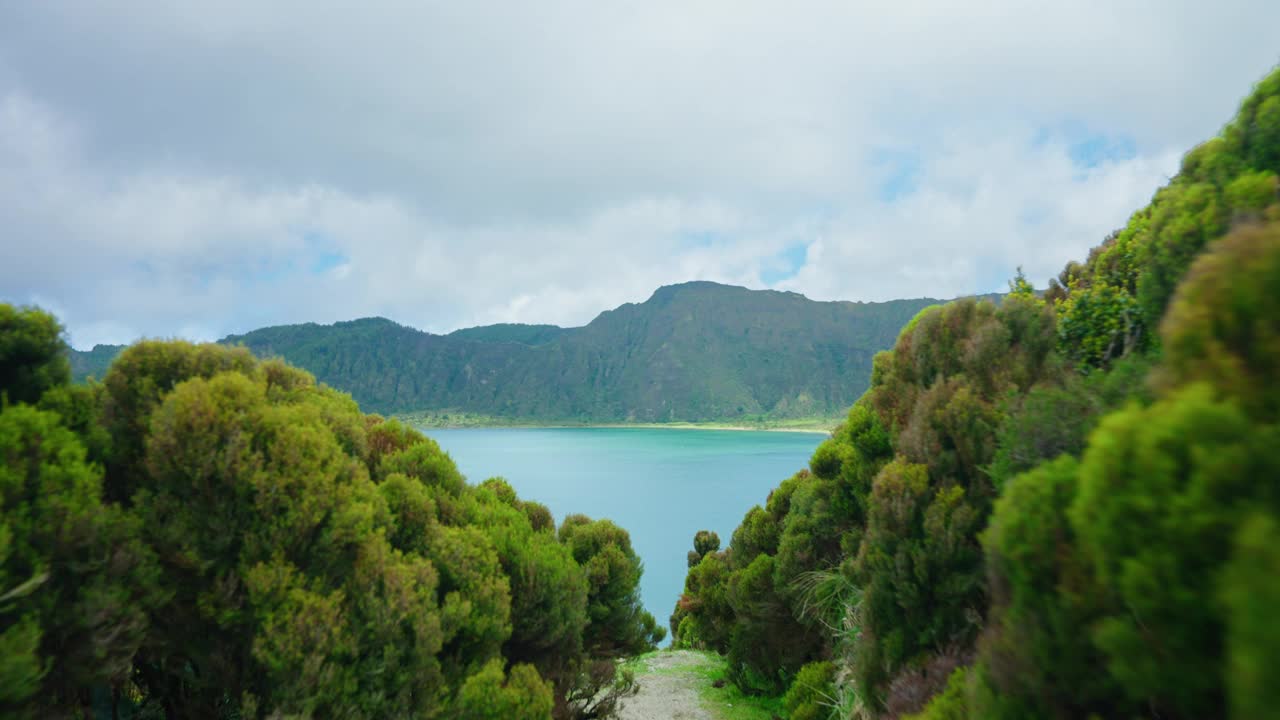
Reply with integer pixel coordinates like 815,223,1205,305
422,427,825,635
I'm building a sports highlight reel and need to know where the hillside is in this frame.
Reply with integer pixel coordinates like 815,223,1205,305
447,323,567,345
69,342,125,382
671,66,1280,719
77,283,957,422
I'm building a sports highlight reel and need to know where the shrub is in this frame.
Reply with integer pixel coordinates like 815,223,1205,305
783,661,836,720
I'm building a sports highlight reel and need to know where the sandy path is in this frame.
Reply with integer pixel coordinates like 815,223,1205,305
617,650,715,720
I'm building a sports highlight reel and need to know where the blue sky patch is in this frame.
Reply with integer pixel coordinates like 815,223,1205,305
761,242,808,284
1034,122,1137,170
302,231,349,275
311,250,348,274
1069,133,1137,169
871,148,922,202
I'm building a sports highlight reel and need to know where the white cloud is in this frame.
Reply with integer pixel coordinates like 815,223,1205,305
0,2,1276,348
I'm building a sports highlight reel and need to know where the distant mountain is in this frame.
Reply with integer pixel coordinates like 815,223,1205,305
72,282,970,422
69,343,126,382
447,323,567,345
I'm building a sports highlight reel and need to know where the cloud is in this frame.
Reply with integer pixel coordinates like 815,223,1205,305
0,2,1276,348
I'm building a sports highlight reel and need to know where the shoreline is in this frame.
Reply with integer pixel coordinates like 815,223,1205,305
396,414,838,435
552,422,832,434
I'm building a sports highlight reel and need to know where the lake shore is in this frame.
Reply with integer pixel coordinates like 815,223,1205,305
397,412,838,434
590,422,833,434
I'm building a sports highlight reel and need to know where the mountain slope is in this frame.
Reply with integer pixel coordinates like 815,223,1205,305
69,343,125,382
447,323,567,345
75,282,959,421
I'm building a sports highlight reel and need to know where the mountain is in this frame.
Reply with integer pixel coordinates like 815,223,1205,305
74,282,963,421
447,323,567,345
69,343,126,382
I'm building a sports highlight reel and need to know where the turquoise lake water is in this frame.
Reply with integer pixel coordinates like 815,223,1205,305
422,427,825,632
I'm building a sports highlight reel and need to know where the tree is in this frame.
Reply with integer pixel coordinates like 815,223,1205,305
972,456,1121,719
0,305,70,406
557,515,663,718
0,405,157,718
1159,219,1280,421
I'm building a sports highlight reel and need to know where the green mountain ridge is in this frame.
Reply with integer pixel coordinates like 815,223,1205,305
69,342,126,382
448,322,568,345
75,282,986,422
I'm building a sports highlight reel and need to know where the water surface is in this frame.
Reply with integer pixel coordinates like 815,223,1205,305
423,427,824,631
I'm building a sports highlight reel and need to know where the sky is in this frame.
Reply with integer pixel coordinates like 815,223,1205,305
1,2,1277,349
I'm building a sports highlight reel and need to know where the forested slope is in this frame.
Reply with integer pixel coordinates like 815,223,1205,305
221,283,946,422
672,66,1280,719
75,284,951,423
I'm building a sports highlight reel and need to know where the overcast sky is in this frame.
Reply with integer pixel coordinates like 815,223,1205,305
2,2,1277,349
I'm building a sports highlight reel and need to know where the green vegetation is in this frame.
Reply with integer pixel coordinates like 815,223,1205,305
782,661,837,720
74,284,953,423
447,323,568,346
67,343,124,384
17,57,1280,720
0,308,662,719
674,66,1280,718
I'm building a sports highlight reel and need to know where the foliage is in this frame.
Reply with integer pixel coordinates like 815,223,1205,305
558,515,665,657
689,530,720,568
451,660,556,720
671,469,832,694
1053,67,1280,370
0,404,158,717
782,660,836,720
1158,219,1280,420
973,215,1280,718
0,305,71,406
972,456,1119,719
1068,386,1273,716
676,65,1280,720
843,292,1060,705
696,530,716,558
0,308,661,719
1221,514,1280,720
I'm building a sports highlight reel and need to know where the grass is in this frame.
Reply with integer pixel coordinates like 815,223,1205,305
625,650,786,720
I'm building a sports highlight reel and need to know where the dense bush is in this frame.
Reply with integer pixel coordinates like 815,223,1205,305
0,309,659,719
781,660,836,720
974,219,1280,719
676,64,1280,719
0,306,72,407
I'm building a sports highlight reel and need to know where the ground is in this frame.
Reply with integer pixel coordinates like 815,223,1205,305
620,650,785,720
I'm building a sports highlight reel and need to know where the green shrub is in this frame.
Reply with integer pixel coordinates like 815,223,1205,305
0,305,70,406
782,660,836,720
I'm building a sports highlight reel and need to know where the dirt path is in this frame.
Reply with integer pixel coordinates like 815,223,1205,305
618,650,715,720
